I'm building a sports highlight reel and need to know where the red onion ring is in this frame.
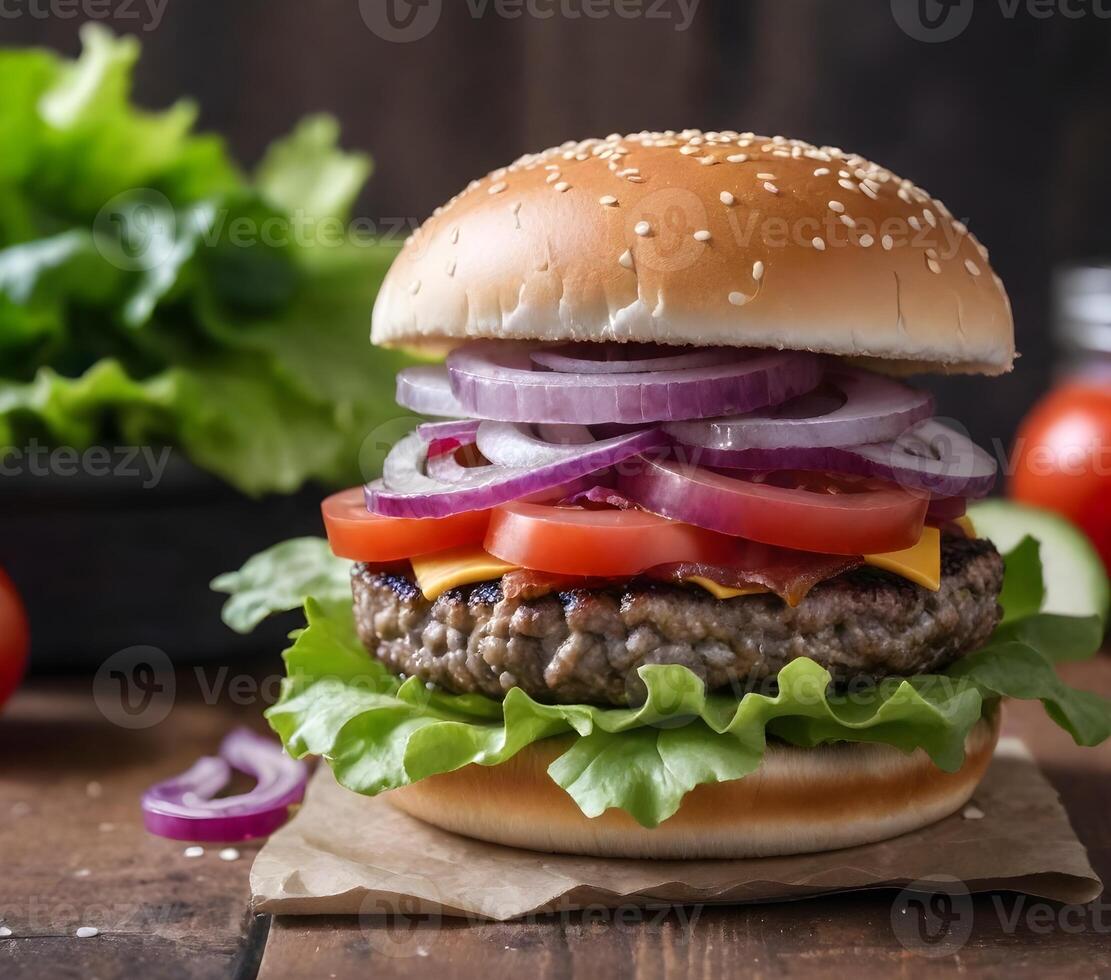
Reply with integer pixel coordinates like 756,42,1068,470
532,342,738,375
446,342,824,424
396,365,467,418
368,425,667,518
416,419,480,443
141,728,307,842
664,369,934,450
700,420,996,498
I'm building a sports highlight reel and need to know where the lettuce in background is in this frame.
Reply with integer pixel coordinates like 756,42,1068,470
0,25,411,494
214,535,1111,828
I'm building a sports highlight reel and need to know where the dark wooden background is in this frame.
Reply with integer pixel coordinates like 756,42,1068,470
5,0,1111,449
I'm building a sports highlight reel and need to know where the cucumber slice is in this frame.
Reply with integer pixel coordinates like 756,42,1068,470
969,499,1110,626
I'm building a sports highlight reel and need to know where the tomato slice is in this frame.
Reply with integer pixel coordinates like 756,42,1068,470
322,487,489,562
485,501,736,576
622,459,927,555
0,567,29,711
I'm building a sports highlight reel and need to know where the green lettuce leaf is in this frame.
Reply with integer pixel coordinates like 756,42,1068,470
0,26,409,494
216,534,1111,828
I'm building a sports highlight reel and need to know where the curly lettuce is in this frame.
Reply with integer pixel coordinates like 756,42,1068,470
0,25,411,494
214,535,1111,828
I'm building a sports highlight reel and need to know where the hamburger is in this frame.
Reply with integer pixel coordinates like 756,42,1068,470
228,130,1111,860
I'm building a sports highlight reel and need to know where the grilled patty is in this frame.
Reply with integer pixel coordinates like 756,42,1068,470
352,535,1004,706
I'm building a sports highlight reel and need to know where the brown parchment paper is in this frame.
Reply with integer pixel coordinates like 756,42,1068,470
251,738,1101,921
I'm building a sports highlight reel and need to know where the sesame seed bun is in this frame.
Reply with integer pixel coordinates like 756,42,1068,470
385,702,1000,859
372,130,1014,375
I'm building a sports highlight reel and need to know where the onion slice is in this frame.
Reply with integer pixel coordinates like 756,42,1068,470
532,342,738,375
141,728,307,842
368,425,667,518
447,342,823,424
618,455,927,554
698,420,996,498
396,365,467,418
665,368,934,451
416,419,480,443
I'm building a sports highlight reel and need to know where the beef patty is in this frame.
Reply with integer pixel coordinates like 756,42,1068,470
352,535,1004,706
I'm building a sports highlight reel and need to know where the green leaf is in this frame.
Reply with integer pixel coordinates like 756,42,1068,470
255,114,371,225
998,536,1045,624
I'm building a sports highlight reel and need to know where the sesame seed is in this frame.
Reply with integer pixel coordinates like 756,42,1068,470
860,183,879,200
882,235,894,250
752,260,765,281
828,200,845,213
599,195,618,206
680,145,700,156
634,221,652,236
546,172,561,184
619,249,635,269
962,805,985,820
763,182,779,195
812,237,827,251
488,181,508,195
720,191,736,206
859,234,875,248
897,187,912,203
0,927,11,938
219,848,241,862
408,281,421,295
814,167,831,176
183,846,204,858
965,259,981,276
953,220,968,236
76,927,99,939
446,260,457,277
450,228,460,244
727,154,749,163
699,156,718,166
554,182,570,193
840,215,856,228
627,176,645,183
927,258,942,274
908,216,921,231
756,172,776,180
693,230,712,242
923,208,938,227
728,291,749,306
838,179,857,193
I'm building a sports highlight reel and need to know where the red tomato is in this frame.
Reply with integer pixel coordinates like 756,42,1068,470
1011,380,1111,572
0,568,30,710
485,501,736,576
322,488,490,562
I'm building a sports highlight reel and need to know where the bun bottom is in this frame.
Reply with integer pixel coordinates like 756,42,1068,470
386,705,1000,859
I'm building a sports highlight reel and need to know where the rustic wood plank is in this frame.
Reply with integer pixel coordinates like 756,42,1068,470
0,669,272,980
257,656,1111,980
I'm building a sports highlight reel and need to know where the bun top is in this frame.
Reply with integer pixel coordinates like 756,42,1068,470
372,130,1014,375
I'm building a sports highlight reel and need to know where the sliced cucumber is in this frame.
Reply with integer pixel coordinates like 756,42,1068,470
969,499,1110,626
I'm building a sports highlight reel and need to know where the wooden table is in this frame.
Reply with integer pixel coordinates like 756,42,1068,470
3,656,1110,980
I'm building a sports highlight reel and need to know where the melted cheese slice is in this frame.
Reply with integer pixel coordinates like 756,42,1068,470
410,528,944,601
953,515,976,538
411,546,519,600
863,525,941,591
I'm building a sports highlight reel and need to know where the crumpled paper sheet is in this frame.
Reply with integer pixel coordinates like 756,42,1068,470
251,738,1101,921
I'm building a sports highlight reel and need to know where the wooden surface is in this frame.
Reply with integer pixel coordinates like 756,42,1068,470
2,657,1110,980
